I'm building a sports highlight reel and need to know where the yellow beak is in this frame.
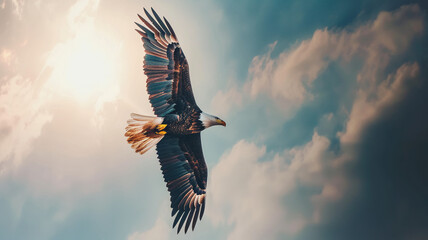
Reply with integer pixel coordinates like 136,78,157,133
216,119,226,127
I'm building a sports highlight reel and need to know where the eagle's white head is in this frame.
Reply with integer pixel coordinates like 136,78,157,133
200,112,226,129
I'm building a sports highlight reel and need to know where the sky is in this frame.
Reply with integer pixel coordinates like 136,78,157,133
1,0,427,239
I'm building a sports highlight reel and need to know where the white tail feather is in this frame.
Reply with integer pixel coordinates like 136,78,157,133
125,113,164,155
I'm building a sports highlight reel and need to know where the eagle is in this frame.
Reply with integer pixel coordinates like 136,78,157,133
125,8,226,234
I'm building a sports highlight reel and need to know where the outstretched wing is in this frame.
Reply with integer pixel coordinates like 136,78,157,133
156,134,207,233
135,8,199,117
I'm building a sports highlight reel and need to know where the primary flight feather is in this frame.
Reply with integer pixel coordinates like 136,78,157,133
125,8,226,234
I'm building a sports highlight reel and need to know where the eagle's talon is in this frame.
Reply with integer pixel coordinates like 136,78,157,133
157,124,167,131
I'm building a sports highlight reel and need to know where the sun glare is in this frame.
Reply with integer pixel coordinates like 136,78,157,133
46,19,120,103
64,41,113,100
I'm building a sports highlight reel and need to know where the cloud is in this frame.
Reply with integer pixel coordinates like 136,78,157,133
0,48,14,66
208,5,425,239
0,1,425,239
11,0,24,19
209,133,346,239
127,200,179,240
128,218,170,240
339,62,420,144
210,86,242,116
0,0,126,203
44,0,119,100
247,4,423,116
0,0,117,171
0,75,52,171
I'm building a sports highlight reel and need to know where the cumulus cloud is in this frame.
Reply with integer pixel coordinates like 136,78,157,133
209,133,345,240
339,62,420,144
209,5,425,239
247,4,423,115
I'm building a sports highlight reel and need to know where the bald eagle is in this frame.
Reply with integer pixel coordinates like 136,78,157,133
125,8,226,234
